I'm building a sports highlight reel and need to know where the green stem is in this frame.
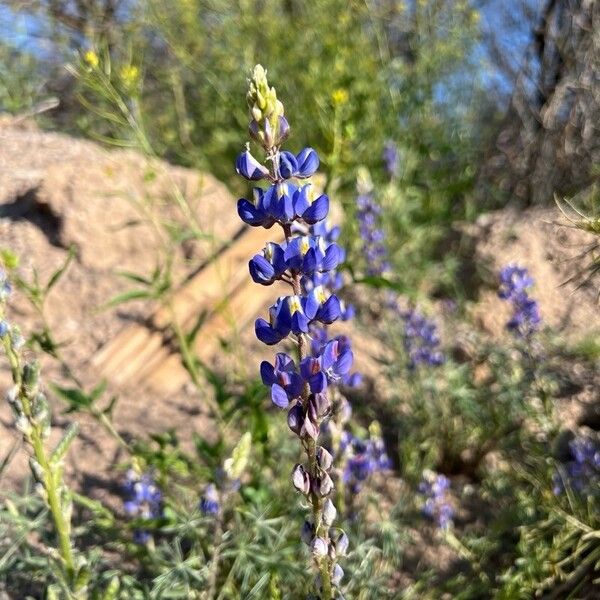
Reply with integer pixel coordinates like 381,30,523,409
30,430,75,578
1,335,75,581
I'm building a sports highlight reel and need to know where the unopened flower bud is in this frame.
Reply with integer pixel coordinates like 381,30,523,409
15,415,32,436
322,499,337,526
334,530,349,556
310,536,327,558
316,446,333,471
310,393,331,418
301,414,319,440
287,404,303,436
313,472,334,497
29,457,44,483
332,563,344,586
23,362,40,388
292,464,310,495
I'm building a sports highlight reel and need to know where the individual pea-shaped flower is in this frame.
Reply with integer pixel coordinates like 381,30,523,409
249,242,287,285
277,148,320,179
260,352,303,408
294,148,320,178
311,536,328,558
235,149,270,180
278,151,298,179
322,499,337,526
310,286,342,325
0,320,8,337
200,483,220,515
300,339,353,393
238,183,293,228
333,530,349,556
292,184,330,225
331,563,344,586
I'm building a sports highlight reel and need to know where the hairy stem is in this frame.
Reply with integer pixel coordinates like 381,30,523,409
1,336,75,581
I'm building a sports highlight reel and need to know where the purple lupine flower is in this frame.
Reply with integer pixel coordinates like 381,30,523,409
200,483,220,515
383,141,399,178
238,65,349,593
401,307,444,369
237,183,330,229
341,433,392,494
236,149,270,180
356,184,389,276
418,471,454,529
249,242,287,285
300,339,354,394
255,288,342,345
260,352,303,408
498,265,541,339
553,436,600,496
123,470,162,543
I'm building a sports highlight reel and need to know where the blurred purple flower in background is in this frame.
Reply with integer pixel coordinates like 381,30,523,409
419,471,454,529
498,265,541,339
553,436,600,496
123,470,162,544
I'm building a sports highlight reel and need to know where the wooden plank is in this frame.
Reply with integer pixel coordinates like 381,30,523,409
92,224,284,388
143,278,283,394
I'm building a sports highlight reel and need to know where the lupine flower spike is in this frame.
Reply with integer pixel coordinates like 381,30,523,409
401,307,444,369
123,470,163,544
553,436,600,496
236,65,349,599
498,265,541,340
356,168,389,277
0,268,81,585
419,470,455,529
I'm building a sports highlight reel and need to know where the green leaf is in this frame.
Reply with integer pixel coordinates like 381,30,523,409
52,384,94,412
45,245,76,293
115,270,154,286
50,422,79,465
100,289,153,310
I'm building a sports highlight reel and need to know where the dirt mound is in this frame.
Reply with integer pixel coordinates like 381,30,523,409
0,123,241,499
456,207,598,340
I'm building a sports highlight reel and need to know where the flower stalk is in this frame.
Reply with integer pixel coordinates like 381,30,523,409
0,270,81,593
235,65,352,598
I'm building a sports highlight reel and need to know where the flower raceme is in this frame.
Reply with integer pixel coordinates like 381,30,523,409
236,65,349,599
498,265,541,339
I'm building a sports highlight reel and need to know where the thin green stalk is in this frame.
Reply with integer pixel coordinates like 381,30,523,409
1,335,75,580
